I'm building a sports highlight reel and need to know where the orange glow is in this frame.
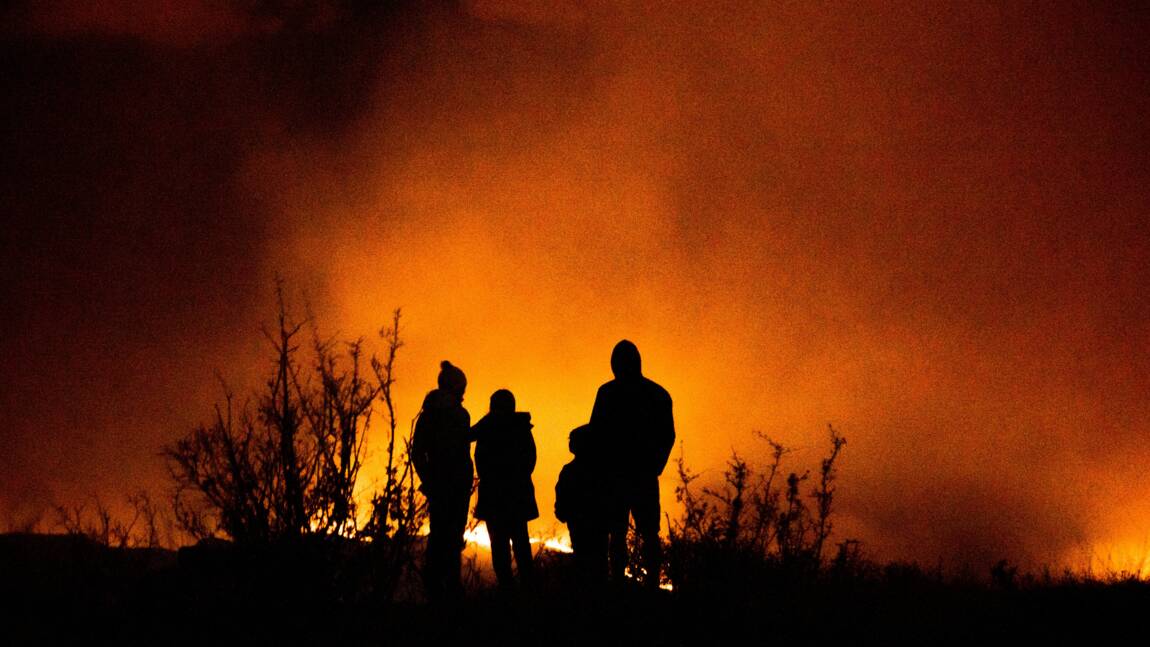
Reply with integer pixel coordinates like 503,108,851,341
462,524,573,555
1075,541,1150,580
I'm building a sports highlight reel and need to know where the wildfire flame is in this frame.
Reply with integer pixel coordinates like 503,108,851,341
463,525,574,554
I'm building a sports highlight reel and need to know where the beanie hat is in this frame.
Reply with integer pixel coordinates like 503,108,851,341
437,360,467,393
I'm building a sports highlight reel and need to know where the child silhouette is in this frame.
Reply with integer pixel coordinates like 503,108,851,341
555,424,607,582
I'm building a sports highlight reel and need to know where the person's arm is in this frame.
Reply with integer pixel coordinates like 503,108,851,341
473,432,486,480
588,384,612,467
411,410,432,488
654,392,676,476
468,413,488,444
554,466,569,523
526,428,537,475
589,384,609,428
520,413,537,475
466,419,481,443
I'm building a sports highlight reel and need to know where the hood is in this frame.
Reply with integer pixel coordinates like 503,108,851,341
610,339,642,379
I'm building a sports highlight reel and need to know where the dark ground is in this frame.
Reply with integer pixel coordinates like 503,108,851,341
2,533,1146,646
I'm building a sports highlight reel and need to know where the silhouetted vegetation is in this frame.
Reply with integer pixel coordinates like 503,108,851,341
53,491,171,549
163,284,424,603
665,425,848,593
6,296,1150,645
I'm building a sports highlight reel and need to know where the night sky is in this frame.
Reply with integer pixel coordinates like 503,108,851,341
3,1,1149,570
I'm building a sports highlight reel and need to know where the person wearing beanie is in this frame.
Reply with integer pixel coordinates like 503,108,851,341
437,360,467,395
588,340,675,587
411,360,473,601
471,389,539,590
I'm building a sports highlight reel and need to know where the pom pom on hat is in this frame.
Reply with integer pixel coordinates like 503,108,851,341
438,360,467,393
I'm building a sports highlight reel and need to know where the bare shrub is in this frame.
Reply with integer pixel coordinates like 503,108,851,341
53,491,170,549
360,310,428,601
163,288,425,598
667,425,849,590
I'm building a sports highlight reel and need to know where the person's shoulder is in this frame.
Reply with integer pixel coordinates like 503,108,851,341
559,458,580,477
596,379,621,397
472,412,494,436
514,413,535,438
444,403,469,427
643,377,671,401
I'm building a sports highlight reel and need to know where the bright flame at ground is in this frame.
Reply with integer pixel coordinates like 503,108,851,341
465,525,672,589
1077,540,1150,579
532,535,574,554
463,525,575,554
624,567,674,592
463,525,491,549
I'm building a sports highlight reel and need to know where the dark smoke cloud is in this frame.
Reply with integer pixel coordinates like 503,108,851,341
3,1,1150,570
1,0,411,513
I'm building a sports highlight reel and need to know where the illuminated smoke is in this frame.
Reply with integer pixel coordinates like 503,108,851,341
3,1,1149,570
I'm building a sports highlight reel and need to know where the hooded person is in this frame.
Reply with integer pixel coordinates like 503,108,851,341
471,389,538,588
411,360,473,601
588,340,675,586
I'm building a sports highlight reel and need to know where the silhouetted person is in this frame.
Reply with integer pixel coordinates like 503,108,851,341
412,360,473,601
555,424,608,583
471,389,538,589
589,340,675,586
